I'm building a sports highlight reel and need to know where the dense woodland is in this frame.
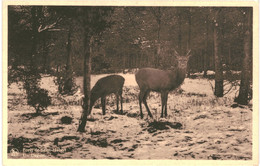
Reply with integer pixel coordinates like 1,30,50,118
8,6,252,131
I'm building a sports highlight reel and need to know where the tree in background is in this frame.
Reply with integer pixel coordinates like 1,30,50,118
24,6,52,114
49,7,79,95
235,8,252,105
203,12,210,77
213,8,224,97
150,7,162,67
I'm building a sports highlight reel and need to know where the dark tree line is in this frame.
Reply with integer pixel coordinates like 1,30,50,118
8,6,253,131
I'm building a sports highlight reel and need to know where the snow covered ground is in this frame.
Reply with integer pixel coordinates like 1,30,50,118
7,73,252,159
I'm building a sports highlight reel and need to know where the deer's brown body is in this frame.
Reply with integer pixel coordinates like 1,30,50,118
135,50,191,119
87,75,125,116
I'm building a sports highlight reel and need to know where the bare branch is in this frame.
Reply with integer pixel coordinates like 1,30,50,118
208,80,215,94
223,80,240,96
223,82,233,96
38,17,63,33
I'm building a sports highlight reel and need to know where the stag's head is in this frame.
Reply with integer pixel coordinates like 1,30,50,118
174,49,191,69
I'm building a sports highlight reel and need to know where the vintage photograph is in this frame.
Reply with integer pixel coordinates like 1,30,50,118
5,2,257,163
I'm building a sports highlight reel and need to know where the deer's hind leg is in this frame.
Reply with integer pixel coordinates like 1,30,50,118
138,88,146,119
119,89,123,114
161,92,166,118
116,92,119,112
165,93,168,117
101,97,106,115
160,92,169,118
143,90,153,118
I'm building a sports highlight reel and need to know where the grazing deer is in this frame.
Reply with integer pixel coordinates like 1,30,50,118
83,75,125,116
135,50,191,119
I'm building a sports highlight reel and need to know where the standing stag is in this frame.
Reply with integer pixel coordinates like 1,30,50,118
82,75,125,116
135,50,191,119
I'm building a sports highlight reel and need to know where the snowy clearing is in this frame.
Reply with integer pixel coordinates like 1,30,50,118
8,74,252,159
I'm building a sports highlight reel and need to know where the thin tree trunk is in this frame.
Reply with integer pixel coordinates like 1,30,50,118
150,7,161,68
64,23,74,94
66,23,73,73
201,50,204,72
187,9,192,77
156,8,161,68
42,32,47,73
214,9,223,97
156,43,161,67
197,53,201,72
211,38,214,70
228,43,231,68
30,6,38,67
123,54,126,73
139,53,143,68
235,8,252,105
178,12,182,55
154,48,157,68
78,34,93,132
203,14,209,77
129,54,131,69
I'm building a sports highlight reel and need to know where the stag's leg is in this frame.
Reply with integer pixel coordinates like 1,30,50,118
161,93,164,118
138,89,146,119
101,97,106,115
165,93,168,117
161,92,167,118
119,89,123,114
143,91,153,118
116,93,119,112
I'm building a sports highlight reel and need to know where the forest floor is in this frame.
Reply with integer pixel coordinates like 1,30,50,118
7,73,252,159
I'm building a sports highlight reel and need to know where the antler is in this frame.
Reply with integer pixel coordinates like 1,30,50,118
186,49,191,57
173,48,180,56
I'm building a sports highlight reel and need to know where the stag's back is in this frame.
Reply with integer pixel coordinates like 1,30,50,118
135,68,179,92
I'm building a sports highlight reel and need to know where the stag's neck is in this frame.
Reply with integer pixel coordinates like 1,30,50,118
178,67,187,76
177,67,187,81
168,67,187,86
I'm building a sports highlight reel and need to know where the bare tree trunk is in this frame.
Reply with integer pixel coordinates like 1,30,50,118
151,7,161,68
197,54,200,72
201,50,204,72
123,54,126,73
156,8,161,68
78,34,93,132
129,54,131,69
187,9,192,77
214,9,223,97
64,23,74,94
235,8,252,105
178,11,182,55
203,14,209,77
139,53,143,68
228,43,231,68
154,48,157,68
30,6,38,67
66,24,73,73
42,31,47,73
